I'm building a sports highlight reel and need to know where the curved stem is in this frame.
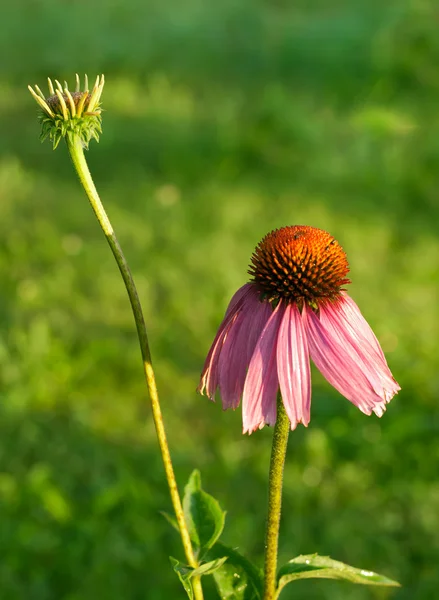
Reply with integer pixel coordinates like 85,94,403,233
66,136,203,600
263,395,290,600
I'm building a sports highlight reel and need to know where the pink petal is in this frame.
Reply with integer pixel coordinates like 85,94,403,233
319,296,400,400
276,302,311,429
198,284,254,399
245,296,273,361
197,313,235,399
303,303,396,417
224,283,254,317
334,293,386,360
218,289,272,409
242,302,285,433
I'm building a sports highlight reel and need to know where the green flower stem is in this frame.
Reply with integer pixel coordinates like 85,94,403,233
66,136,203,600
263,395,290,600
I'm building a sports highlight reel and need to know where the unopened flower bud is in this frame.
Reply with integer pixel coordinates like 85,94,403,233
28,74,105,149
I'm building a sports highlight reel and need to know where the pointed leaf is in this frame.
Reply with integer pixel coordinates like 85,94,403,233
183,470,226,553
205,543,263,600
277,554,400,595
190,557,228,577
160,510,179,532
170,557,194,600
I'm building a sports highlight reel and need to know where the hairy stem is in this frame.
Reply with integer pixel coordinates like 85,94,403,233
263,395,290,600
67,136,203,600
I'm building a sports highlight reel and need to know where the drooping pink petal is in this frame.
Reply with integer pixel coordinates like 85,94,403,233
218,288,272,409
197,314,235,400
334,292,386,359
318,296,400,401
276,302,311,429
224,283,254,317
198,284,254,399
332,294,401,413
303,303,394,417
245,295,273,361
242,302,285,433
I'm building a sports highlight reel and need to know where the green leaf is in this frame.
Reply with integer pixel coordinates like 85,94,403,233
183,470,226,553
160,510,179,532
170,555,228,598
277,554,400,596
190,557,228,577
170,557,194,600
205,543,263,600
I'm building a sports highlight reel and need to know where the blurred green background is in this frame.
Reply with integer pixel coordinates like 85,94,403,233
1,0,438,598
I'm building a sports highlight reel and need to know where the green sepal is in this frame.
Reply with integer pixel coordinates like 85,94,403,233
183,470,226,555
277,554,400,596
39,110,102,150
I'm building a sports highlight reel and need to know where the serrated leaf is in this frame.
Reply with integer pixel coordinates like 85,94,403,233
205,543,263,600
183,470,226,553
277,554,400,596
170,557,194,600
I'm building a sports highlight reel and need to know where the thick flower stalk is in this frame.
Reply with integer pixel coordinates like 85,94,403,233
29,75,204,600
199,225,400,433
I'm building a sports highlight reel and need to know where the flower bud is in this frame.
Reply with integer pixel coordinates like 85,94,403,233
28,74,105,149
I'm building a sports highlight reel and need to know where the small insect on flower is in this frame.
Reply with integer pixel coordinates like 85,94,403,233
198,226,400,434
28,74,105,149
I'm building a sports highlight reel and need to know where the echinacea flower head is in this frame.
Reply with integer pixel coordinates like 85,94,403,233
198,226,400,434
28,74,104,149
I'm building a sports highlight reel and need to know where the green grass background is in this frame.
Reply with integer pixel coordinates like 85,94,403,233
1,0,439,598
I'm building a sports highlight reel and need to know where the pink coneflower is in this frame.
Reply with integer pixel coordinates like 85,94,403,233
198,226,400,434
